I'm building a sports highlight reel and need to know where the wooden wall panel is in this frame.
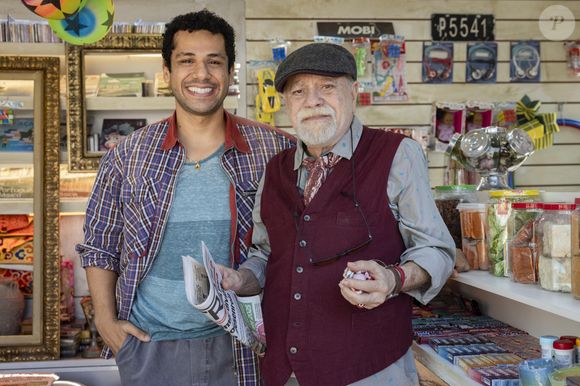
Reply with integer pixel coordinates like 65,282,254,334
244,0,580,191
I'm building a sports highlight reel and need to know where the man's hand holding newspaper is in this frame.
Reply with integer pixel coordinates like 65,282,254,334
182,242,266,355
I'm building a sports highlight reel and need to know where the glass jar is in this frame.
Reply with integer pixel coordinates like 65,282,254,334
434,185,477,249
538,203,576,292
457,203,488,270
507,202,542,284
487,190,540,277
571,199,580,299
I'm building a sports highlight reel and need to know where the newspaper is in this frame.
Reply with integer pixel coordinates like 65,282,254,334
182,242,266,354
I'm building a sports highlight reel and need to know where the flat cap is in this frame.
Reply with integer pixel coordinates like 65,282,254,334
274,43,357,92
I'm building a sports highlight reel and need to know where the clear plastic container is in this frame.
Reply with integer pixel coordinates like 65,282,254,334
538,203,576,292
434,185,477,248
457,203,488,270
487,189,540,277
572,199,580,299
507,202,542,284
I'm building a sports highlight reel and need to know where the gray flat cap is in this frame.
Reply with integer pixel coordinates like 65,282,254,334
274,43,357,92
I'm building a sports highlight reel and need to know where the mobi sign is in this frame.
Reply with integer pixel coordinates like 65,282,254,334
317,22,394,38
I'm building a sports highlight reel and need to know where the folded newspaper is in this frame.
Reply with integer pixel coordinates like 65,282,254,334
182,241,266,355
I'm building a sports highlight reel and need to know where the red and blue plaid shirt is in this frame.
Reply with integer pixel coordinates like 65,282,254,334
77,111,294,385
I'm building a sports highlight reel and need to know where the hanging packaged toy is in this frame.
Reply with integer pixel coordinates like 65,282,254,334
313,35,345,45
422,42,453,83
372,34,408,103
466,42,497,83
465,101,493,132
493,101,518,129
510,41,541,82
248,61,279,126
565,41,580,77
433,102,465,152
270,38,290,64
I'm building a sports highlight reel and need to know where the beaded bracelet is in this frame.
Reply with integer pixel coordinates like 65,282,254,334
373,260,404,299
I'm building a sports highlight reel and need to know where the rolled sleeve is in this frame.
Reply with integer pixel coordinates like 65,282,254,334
76,150,124,273
240,175,270,288
388,138,455,304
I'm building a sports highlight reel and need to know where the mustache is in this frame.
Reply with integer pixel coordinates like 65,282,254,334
297,107,336,122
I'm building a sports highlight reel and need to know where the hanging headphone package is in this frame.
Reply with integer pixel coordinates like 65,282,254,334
465,101,494,132
510,41,541,82
433,102,465,152
372,34,408,103
422,42,454,84
565,41,580,77
466,42,497,83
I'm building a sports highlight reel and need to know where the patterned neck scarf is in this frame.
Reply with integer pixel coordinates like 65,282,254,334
301,152,342,206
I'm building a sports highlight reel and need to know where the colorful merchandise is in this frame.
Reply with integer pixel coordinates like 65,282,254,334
433,102,465,151
21,0,88,20
0,215,34,265
494,102,518,129
565,41,580,77
466,101,494,132
269,38,290,63
372,34,408,103
48,0,114,45
510,41,541,82
422,42,453,83
0,109,14,125
466,42,497,83
515,95,560,150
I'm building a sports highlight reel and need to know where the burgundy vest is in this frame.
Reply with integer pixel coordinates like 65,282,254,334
260,128,413,386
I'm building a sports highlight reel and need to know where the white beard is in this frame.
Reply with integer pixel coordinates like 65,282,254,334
295,107,337,147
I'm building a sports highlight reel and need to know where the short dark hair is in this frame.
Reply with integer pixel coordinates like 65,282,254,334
162,9,236,71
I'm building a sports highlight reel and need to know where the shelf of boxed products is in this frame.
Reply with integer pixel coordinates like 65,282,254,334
412,342,481,386
85,95,239,111
0,198,87,215
451,270,580,323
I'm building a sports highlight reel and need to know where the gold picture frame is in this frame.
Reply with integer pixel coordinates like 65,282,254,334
0,56,60,361
66,34,162,171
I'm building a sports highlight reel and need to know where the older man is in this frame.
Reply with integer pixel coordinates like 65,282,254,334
221,43,455,386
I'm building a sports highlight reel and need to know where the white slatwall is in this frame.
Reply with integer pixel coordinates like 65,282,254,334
244,0,580,191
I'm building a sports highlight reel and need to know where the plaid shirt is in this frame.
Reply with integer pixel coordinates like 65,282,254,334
77,111,294,385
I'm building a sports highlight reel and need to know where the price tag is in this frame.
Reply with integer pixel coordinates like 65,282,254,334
432,14,495,41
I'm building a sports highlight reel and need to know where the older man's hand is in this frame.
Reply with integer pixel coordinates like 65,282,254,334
338,260,397,310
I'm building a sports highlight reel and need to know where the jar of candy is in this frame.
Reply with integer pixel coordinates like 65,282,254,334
457,203,488,270
487,190,540,277
507,202,542,283
538,203,576,292
434,185,477,248
572,199,580,299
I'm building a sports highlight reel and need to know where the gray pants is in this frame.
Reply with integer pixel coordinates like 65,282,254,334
115,333,236,386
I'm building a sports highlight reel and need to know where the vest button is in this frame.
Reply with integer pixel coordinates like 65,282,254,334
289,347,298,354
296,266,304,273
303,215,311,222
293,293,302,300
299,240,307,247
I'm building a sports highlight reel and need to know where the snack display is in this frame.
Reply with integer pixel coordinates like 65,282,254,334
458,203,488,270
507,202,542,283
538,204,575,292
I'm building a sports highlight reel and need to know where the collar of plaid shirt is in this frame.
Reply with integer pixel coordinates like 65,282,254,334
161,111,252,154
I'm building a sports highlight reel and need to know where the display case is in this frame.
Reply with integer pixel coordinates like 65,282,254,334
0,55,61,361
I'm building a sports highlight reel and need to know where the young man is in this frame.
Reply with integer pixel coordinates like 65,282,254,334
77,10,293,386
222,43,455,385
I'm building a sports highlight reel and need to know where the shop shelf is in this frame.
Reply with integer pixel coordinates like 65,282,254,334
0,152,33,166
0,198,88,214
451,270,580,324
0,42,64,56
412,342,480,386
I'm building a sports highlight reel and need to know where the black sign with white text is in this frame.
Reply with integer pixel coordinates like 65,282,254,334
317,22,395,38
432,14,495,41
